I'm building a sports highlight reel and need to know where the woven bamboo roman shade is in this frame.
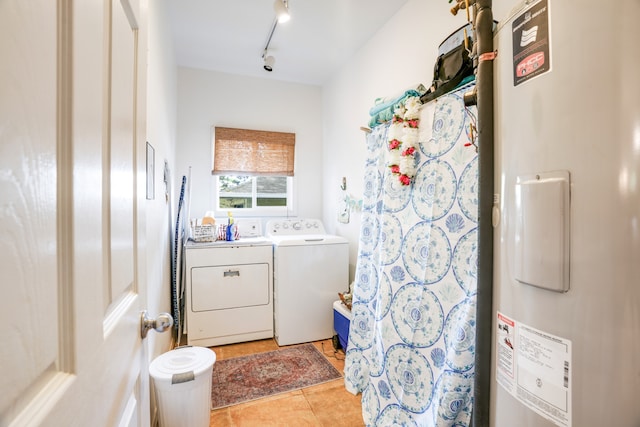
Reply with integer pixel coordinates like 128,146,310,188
213,127,295,176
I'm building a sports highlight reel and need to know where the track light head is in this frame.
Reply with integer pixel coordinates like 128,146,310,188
263,55,275,72
274,0,290,23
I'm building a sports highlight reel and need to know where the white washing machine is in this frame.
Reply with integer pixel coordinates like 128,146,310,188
185,219,273,347
265,218,349,346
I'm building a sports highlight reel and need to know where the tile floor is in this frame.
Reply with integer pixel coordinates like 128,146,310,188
208,338,364,427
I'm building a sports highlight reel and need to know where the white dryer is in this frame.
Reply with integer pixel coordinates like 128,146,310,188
266,218,349,346
185,219,273,347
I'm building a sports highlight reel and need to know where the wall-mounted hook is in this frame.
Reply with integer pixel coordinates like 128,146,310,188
341,177,347,191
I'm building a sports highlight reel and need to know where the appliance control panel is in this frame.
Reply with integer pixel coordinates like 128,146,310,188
265,218,326,236
235,218,263,238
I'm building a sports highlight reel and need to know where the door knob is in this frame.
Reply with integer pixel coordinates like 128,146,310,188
140,310,174,339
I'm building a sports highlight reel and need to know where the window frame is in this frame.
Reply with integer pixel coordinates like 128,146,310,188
211,126,296,217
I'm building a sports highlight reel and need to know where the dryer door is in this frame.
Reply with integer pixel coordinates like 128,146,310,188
191,263,270,311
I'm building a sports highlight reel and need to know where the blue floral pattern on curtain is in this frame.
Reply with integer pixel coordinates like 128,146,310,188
345,83,478,427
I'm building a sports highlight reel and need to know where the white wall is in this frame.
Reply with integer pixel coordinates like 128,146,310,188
146,0,178,357
322,0,518,280
175,68,324,222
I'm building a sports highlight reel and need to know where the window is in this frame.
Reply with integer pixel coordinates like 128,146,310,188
212,127,295,215
218,176,289,208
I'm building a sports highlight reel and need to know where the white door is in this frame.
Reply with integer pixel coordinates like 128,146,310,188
0,0,152,426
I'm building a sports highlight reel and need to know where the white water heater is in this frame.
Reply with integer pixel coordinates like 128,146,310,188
492,0,640,426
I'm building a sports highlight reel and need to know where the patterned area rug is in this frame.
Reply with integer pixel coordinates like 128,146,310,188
211,343,342,409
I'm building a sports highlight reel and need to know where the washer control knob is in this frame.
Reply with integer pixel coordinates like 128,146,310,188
293,222,302,230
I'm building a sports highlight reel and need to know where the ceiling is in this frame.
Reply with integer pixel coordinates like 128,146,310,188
167,0,409,85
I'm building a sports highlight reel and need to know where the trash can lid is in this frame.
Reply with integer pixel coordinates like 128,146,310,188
149,346,216,381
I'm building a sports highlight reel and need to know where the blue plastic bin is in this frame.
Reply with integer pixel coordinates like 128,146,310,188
333,300,352,351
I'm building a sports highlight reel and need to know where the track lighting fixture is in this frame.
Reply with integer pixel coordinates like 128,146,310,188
274,0,290,23
260,0,290,72
263,52,275,72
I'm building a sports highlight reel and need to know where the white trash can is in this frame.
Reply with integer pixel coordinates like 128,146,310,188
150,346,216,427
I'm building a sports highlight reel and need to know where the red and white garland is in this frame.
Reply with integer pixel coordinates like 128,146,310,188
387,96,421,185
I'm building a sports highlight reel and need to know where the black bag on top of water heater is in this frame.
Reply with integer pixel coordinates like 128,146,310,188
420,23,474,104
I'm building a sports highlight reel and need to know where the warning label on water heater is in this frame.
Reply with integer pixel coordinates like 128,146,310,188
512,0,551,86
496,312,572,427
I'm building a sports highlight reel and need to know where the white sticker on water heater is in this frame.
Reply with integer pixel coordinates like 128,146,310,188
516,323,572,426
496,312,516,391
496,312,572,427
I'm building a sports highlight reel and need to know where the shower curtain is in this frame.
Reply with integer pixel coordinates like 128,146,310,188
344,83,478,427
